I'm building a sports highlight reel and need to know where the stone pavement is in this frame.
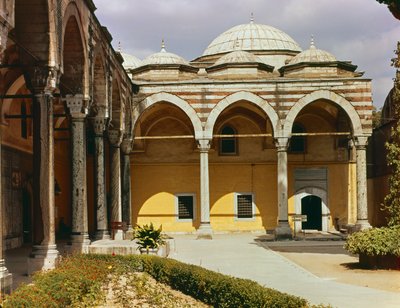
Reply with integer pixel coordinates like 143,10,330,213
169,233,400,308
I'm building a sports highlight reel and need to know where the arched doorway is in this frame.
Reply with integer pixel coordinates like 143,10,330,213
301,195,322,231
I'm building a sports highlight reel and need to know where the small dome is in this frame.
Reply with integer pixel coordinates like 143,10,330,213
141,41,189,66
214,49,262,66
120,52,142,69
289,38,336,65
203,21,301,56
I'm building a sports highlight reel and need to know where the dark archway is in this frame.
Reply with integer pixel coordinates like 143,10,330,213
301,195,322,230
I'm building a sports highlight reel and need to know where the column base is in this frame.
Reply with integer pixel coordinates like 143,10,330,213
66,234,91,253
355,220,372,231
125,225,135,240
197,223,212,239
0,260,12,294
274,222,293,240
27,244,59,275
113,230,124,240
95,230,111,241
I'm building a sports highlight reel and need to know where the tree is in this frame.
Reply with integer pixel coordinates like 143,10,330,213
382,42,400,226
376,0,400,19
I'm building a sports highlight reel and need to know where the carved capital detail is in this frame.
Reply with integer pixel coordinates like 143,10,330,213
108,129,123,147
121,138,133,154
274,137,289,152
90,117,108,136
197,139,211,153
354,136,369,150
64,94,87,119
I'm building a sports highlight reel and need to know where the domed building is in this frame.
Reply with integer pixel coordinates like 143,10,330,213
126,19,373,239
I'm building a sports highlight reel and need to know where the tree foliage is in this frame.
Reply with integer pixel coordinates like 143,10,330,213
376,0,400,19
383,42,400,226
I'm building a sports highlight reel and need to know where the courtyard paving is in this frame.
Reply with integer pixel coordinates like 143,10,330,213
169,233,400,308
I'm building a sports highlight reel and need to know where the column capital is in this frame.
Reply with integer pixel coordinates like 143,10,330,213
90,116,108,136
64,94,87,119
197,139,211,152
121,137,133,155
274,137,289,152
108,129,123,147
354,135,369,150
25,66,59,94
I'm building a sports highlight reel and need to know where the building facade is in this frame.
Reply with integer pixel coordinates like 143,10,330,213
0,1,375,291
126,21,373,238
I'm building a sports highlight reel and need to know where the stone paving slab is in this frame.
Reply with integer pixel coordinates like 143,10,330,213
169,233,400,308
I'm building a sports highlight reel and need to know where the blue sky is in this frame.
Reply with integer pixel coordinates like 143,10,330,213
94,0,400,108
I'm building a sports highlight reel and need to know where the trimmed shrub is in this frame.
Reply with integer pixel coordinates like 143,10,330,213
344,226,400,256
141,255,308,308
4,254,311,308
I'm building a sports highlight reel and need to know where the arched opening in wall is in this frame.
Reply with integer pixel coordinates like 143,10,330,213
60,16,84,95
131,101,198,231
110,77,122,130
289,99,353,161
301,195,322,231
211,99,276,231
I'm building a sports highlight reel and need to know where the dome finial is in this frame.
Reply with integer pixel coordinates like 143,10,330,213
310,35,316,49
250,12,254,24
161,39,166,52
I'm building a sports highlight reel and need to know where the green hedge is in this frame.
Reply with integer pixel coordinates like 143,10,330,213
344,226,400,256
141,255,308,308
3,254,310,308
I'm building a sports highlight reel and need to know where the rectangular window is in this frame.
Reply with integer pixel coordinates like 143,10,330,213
176,194,195,221
235,193,254,220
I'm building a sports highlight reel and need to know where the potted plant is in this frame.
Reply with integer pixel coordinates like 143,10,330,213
133,223,166,255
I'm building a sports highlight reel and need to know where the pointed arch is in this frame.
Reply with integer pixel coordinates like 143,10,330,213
132,92,203,139
283,90,364,137
204,91,279,139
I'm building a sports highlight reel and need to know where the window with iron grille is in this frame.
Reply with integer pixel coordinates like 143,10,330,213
235,193,254,219
176,194,195,221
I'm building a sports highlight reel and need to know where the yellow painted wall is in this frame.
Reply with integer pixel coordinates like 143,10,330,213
132,164,200,232
209,164,277,231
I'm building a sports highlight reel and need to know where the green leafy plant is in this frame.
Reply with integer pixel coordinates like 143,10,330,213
344,226,400,256
382,42,400,226
134,223,166,252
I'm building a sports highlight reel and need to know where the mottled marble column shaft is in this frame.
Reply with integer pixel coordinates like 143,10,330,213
121,138,132,229
66,95,90,245
355,136,371,230
274,137,292,239
33,93,56,246
197,139,212,238
108,130,123,227
91,117,109,239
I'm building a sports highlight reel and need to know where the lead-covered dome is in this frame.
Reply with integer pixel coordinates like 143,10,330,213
214,49,262,66
141,41,189,66
203,21,301,56
289,39,336,65
120,52,142,69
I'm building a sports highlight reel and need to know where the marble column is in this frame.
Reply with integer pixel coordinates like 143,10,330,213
90,117,110,240
121,137,133,238
274,137,292,239
354,136,372,230
197,139,212,239
65,95,90,250
28,67,60,274
108,129,123,240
